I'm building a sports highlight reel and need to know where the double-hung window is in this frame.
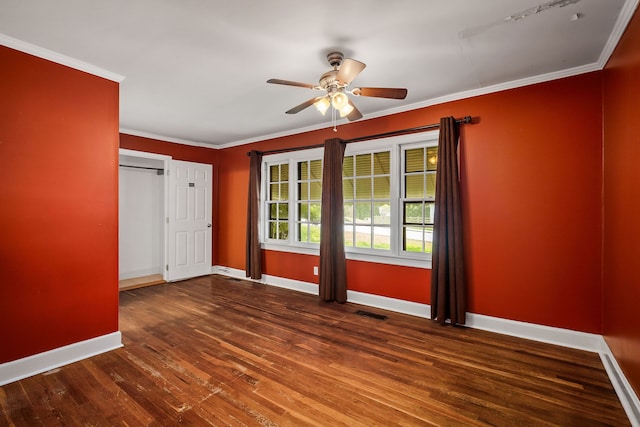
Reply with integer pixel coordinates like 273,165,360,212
260,131,439,268
402,145,438,254
296,159,323,244
266,162,289,241
343,151,392,250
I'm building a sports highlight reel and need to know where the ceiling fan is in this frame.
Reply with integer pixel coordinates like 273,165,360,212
267,51,408,122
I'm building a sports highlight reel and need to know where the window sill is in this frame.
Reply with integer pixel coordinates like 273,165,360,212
261,243,432,269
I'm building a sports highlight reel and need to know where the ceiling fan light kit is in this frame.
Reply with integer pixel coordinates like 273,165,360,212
267,51,408,129
314,97,331,115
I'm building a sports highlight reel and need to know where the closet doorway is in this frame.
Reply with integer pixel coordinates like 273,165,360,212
118,149,170,290
118,149,213,290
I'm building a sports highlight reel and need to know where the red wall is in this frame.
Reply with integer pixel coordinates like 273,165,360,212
603,11,640,397
119,134,220,264
2,16,636,395
218,71,603,333
0,47,120,363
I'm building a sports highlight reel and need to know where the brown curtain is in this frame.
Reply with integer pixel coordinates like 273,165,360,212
319,138,347,302
245,150,263,279
431,117,466,325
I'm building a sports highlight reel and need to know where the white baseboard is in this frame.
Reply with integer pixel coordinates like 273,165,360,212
465,312,603,352
347,290,431,319
0,332,122,386
212,265,639,424
600,340,640,427
211,266,602,349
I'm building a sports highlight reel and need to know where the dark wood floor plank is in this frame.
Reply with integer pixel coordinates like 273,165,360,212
0,275,630,426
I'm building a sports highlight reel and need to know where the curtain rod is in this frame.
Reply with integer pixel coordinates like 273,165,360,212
246,115,472,157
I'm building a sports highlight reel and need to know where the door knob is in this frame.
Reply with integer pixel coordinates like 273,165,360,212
207,223,212,228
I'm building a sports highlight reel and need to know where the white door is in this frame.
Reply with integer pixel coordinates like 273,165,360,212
166,160,212,281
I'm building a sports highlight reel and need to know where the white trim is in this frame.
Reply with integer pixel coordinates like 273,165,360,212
600,339,640,427
219,0,640,150
120,128,218,149
4,1,634,149
217,121,346,150
260,243,433,269
262,243,319,256
259,132,439,268
262,274,317,295
219,64,600,149
212,264,639,425
0,33,124,83
465,312,603,352
119,148,172,161
347,252,431,269
119,148,172,283
599,0,640,68
0,332,122,386
347,290,430,319
386,63,601,119
211,266,602,351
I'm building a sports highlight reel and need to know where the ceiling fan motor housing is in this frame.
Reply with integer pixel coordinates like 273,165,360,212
326,51,344,68
319,70,341,92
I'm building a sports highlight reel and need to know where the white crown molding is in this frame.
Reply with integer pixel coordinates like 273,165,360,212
218,62,601,150
216,120,343,150
377,62,602,120
119,128,217,149
212,264,639,425
598,0,640,68
130,0,640,150
119,148,172,161
218,0,640,150
0,33,124,83
0,332,122,386
5,0,638,149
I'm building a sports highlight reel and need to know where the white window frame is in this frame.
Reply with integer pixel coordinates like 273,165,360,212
398,141,438,259
263,160,290,244
260,131,439,269
342,143,397,257
261,148,324,249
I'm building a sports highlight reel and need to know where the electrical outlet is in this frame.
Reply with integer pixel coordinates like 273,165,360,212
313,266,318,276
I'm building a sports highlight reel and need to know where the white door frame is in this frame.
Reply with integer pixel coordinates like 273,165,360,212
118,148,171,282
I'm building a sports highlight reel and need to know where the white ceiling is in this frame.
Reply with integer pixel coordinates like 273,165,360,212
0,0,636,147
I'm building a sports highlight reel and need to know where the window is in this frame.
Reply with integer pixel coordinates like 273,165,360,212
402,146,438,253
266,162,289,241
260,131,439,268
343,151,391,250
296,159,323,243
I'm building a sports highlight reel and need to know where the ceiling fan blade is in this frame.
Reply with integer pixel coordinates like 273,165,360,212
346,101,363,121
336,58,366,85
285,97,321,114
352,87,408,99
267,79,316,89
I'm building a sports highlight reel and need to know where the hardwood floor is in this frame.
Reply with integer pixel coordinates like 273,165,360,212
0,275,629,426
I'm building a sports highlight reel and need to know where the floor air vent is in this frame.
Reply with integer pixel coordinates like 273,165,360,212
355,310,388,321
